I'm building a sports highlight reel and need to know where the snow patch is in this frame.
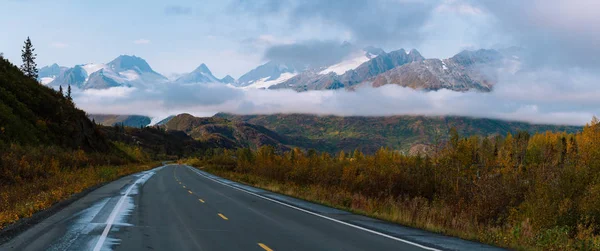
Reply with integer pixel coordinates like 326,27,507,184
243,72,297,89
82,64,106,77
41,77,55,85
119,70,140,81
319,51,371,75
441,60,448,70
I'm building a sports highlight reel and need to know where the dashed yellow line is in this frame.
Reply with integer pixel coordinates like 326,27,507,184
199,199,205,203
258,243,273,251
218,213,228,220
188,190,193,194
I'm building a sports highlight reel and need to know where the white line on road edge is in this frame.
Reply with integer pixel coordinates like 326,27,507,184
92,171,152,251
185,165,442,251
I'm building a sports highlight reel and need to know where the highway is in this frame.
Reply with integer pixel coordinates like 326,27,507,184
0,164,504,251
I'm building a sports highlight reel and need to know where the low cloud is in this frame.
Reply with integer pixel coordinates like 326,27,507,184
73,66,599,126
133,39,151,45
164,5,192,16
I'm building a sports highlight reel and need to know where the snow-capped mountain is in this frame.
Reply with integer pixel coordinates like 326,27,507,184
236,61,298,88
48,55,167,89
269,48,420,91
41,46,519,93
237,45,386,89
220,75,235,84
38,63,68,85
174,63,221,84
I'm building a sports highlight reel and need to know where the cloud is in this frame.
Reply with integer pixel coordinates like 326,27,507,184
232,0,437,46
50,42,69,48
72,66,600,126
164,5,192,16
263,40,355,68
133,39,151,45
470,0,600,69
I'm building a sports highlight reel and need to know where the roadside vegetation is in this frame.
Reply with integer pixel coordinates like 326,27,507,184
0,144,159,229
186,118,600,250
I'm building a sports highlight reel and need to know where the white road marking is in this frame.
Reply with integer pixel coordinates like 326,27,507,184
185,165,441,251
92,171,153,251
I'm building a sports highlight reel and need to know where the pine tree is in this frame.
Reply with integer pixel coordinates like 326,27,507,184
20,37,38,79
67,84,72,101
59,85,64,96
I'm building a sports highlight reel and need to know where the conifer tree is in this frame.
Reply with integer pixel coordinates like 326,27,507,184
20,37,38,79
59,85,64,96
67,84,72,101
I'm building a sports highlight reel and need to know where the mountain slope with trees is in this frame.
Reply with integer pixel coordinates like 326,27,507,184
216,113,581,154
0,55,108,151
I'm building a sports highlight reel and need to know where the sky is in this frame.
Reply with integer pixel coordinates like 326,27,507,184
1,0,599,125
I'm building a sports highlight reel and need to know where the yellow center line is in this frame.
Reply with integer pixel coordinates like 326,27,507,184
199,199,205,203
258,243,273,251
188,190,193,194
218,213,228,220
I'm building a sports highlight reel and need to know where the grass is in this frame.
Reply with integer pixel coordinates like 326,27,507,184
0,162,160,230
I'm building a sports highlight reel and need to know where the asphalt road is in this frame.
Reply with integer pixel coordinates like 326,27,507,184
0,164,504,251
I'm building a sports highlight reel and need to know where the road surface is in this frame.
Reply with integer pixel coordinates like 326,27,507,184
0,164,504,251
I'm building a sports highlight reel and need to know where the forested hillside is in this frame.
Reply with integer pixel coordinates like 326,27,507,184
217,113,581,154
0,56,108,151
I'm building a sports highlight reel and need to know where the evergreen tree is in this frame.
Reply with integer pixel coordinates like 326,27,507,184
67,85,72,101
20,37,38,79
59,85,64,96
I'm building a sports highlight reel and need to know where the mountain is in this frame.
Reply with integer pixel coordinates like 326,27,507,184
236,61,298,88
269,48,515,92
216,113,581,155
269,48,424,91
88,114,151,127
38,63,68,85
174,63,221,84
362,49,505,91
49,65,88,88
238,46,386,89
48,55,168,89
0,56,109,151
220,75,235,84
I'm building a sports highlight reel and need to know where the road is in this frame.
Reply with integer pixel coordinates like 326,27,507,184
0,164,504,251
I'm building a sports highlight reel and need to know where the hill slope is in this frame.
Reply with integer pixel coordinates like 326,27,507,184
216,113,581,154
0,57,109,151
163,114,319,152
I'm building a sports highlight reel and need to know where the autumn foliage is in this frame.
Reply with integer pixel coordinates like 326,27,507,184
193,117,600,250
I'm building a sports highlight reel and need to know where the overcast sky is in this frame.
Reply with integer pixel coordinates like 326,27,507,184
2,0,599,125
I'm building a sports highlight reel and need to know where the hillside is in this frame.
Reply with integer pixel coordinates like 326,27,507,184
0,56,108,151
163,114,319,152
216,113,581,154
88,114,151,127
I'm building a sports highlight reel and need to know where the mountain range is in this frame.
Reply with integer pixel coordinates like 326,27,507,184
41,44,522,92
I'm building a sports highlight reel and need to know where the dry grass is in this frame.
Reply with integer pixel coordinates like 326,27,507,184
0,162,158,230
